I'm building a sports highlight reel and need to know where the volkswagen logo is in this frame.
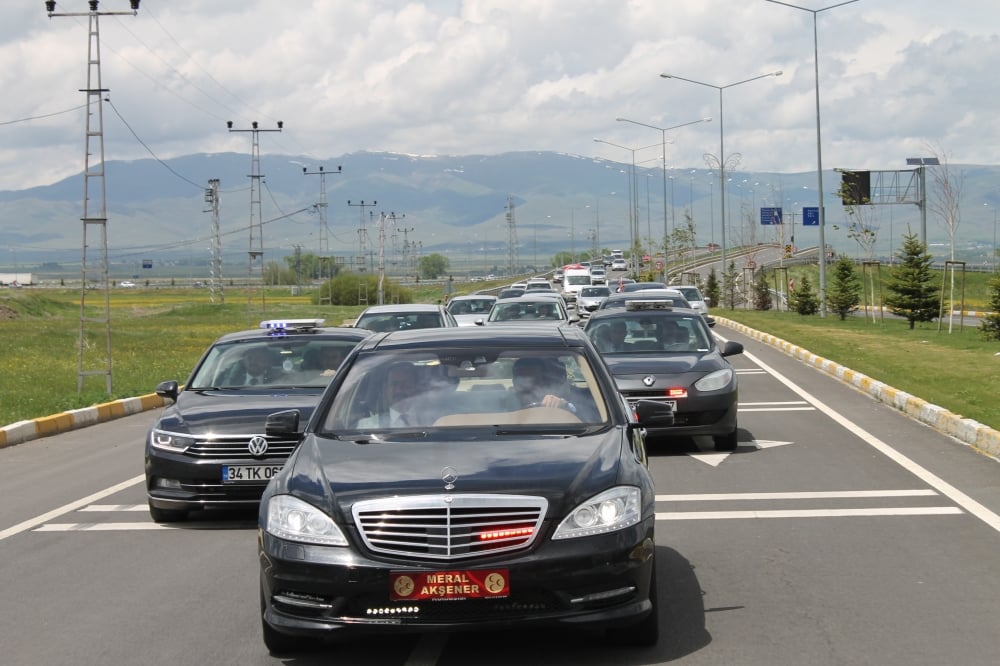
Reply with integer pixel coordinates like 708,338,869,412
248,436,269,457
642,375,656,387
441,466,459,491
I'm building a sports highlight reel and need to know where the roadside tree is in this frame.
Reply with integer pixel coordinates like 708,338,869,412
789,274,819,315
826,256,862,320
418,253,450,280
884,232,939,329
979,272,1000,341
752,270,772,310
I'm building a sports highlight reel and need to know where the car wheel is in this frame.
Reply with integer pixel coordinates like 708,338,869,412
261,589,302,655
147,501,187,523
713,429,738,452
606,561,659,647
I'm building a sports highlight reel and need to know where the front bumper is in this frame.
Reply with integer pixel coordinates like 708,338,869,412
259,519,655,638
145,447,288,511
625,391,737,439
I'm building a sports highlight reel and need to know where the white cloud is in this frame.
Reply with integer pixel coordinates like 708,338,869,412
1,0,998,191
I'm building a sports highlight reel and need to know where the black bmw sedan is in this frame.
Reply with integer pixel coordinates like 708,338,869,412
257,326,673,653
584,300,743,451
144,319,370,523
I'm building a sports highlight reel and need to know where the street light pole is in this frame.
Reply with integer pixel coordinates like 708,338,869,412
594,138,661,275
660,70,782,302
615,116,711,281
765,0,859,317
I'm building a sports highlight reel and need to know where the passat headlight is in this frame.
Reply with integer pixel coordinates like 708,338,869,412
694,368,733,392
266,494,348,546
552,486,642,540
149,428,196,453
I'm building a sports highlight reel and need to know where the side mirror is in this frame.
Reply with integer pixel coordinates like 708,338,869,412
154,380,179,402
265,409,301,437
633,399,674,427
721,341,743,357
474,318,485,326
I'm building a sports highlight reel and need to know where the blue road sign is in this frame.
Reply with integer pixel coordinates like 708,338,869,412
803,207,819,226
760,207,783,225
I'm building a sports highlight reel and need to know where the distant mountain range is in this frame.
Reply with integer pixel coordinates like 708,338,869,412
2,150,998,275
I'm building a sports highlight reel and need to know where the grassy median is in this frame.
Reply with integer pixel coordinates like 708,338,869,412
2,280,998,433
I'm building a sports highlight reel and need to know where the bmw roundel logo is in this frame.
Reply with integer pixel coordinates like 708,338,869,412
248,436,269,457
642,375,656,387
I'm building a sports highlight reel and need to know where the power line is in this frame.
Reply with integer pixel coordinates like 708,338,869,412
0,103,87,126
104,96,204,189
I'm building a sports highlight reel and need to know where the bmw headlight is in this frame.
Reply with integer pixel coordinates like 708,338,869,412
552,486,642,540
149,428,196,453
694,368,733,392
266,494,348,546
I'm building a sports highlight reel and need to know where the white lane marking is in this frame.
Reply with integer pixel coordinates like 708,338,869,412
739,406,815,412
657,489,940,501
0,474,145,542
719,332,1000,534
740,401,810,406
80,504,148,512
657,507,963,520
35,522,172,532
752,439,794,449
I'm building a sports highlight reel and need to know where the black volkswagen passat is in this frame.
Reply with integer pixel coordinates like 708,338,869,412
144,319,370,523
257,326,673,653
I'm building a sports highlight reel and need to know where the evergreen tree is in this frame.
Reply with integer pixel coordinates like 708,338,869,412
884,232,939,329
752,271,772,310
826,256,862,320
979,272,1000,341
721,261,740,309
789,274,819,315
705,267,720,310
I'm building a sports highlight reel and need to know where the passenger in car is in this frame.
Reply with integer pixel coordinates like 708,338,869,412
355,363,422,427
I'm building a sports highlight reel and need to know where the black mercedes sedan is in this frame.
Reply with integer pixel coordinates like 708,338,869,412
144,319,370,523
257,326,673,653
584,300,743,451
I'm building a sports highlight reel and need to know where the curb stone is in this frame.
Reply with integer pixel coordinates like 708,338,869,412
717,316,1000,460
1,393,166,449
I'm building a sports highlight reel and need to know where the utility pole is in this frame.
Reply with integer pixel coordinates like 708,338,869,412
303,165,341,303
505,196,519,276
348,200,377,272
227,120,283,315
204,178,223,304
377,212,405,304
45,0,140,395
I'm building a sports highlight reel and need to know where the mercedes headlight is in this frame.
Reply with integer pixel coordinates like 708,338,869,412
266,494,348,546
552,486,642,539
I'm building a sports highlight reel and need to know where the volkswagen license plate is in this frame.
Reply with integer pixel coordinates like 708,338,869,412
222,464,282,482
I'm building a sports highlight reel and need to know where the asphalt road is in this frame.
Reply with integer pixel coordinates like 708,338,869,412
1,324,998,665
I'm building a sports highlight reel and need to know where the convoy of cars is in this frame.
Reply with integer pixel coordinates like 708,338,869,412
142,263,729,653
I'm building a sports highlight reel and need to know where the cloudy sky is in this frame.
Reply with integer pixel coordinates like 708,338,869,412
2,0,998,193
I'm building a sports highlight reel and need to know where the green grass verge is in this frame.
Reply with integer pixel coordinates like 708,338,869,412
718,308,1000,432
4,281,997,435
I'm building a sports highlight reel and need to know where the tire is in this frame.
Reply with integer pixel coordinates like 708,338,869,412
713,428,738,452
606,561,659,647
148,501,186,523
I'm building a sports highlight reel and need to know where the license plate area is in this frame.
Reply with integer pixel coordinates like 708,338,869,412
390,569,510,601
221,464,282,483
629,399,677,412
